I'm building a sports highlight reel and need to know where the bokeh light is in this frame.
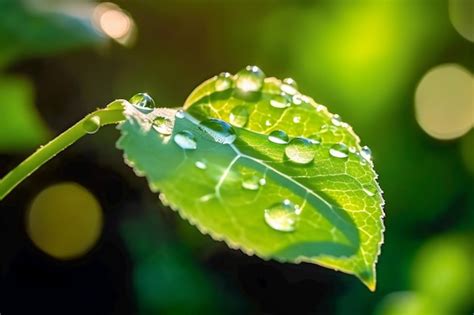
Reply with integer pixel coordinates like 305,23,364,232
415,64,473,140
375,291,442,315
27,182,103,260
93,2,136,46
449,0,474,42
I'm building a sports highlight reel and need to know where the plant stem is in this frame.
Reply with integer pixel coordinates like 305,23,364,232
0,102,126,201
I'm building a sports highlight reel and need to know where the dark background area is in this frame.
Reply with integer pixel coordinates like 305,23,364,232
0,0,472,314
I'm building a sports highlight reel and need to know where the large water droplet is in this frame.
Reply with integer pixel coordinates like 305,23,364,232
153,116,172,135
270,93,291,109
268,130,289,144
174,130,197,150
195,160,207,170
264,199,299,232
235,65,265,92
215,72,233,91
83,115,100,134
329,143,349,159
229,105,249,127
129,93,156,108
285,137,316,164
360,145,372,162
281,78,298,95
199,118,236,144
241,175,261,191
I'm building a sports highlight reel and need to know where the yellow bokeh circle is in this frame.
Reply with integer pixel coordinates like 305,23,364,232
27,182,103,260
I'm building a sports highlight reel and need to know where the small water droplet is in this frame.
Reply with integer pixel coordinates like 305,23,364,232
329,143,349,159
265,119,273,127
199,118,236,144
270,93,291,108
360,145,372,161
174,130,197,150
129,93,156,108
83,115,100,134
357,152,367,165
281,78,298,95
264,199,300,232
268,130,289,144
235,65,265,92
308,134,321,144
341,122,349,128
349,146,356,153
320,124,329,133
229,105,249,127
293,116,301,123
362,185,376,197
285,137,316,164
153,116,172,135
316,105,326,112
175,110,185,119
195,160,207,169
241,175,260,191
331,114,342,126
215,72,233,91
259,178,267,186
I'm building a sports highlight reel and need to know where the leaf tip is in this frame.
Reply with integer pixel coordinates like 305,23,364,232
358,269,377,292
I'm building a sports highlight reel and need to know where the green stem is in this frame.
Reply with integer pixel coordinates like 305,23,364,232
0,101,126,201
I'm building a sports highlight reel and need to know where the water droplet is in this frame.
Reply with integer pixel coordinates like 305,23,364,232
235,65,265,92
268,130,289,144
215,72,233,91
195,160,207,169
129,93,156,108
308,134,321,144
357,153,367,165
83,115,100,134
293,116,301,123
320,124,329,133
241,175,260,191
199,118,236,144
341,122,349,128
229,105,249,127
175,110,185,119
362,185,376,197
316,105,326,112
153,116,172,135
329,143,349,159
349,146,357,153
259,178,267,186
285,137,316,164
331,114,342,126
281,78,298,95
265,119,273,127
174,130,197,150
360,145,372,161
270,93,291,108
264,199,300,232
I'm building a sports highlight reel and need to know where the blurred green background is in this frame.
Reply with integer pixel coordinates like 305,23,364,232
0,0,472,314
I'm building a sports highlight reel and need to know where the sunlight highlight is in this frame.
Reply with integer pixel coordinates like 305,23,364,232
93,2,136,46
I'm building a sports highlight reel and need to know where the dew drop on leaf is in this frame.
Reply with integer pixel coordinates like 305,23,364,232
329,143,349,159
153,117,172,135
281,78,298,95
270,93,291,108
83,115,100,134
362,185,376,197
308,134,322,145
215,72,233,91
293,115,301,123
264,199,300,232
199,118,237,144
331,114,342,127
268,130,289,144
175,110,185,119
235,65,265,92
360,145,372,162
285,137,316,164
241,174,261,191
173,130,197,150
229,105,249,127
195,160,207,170
129,93,156,109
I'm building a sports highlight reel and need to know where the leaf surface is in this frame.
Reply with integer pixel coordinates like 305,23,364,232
117,68,384,290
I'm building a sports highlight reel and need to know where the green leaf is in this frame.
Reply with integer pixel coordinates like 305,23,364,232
117,67,384,290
